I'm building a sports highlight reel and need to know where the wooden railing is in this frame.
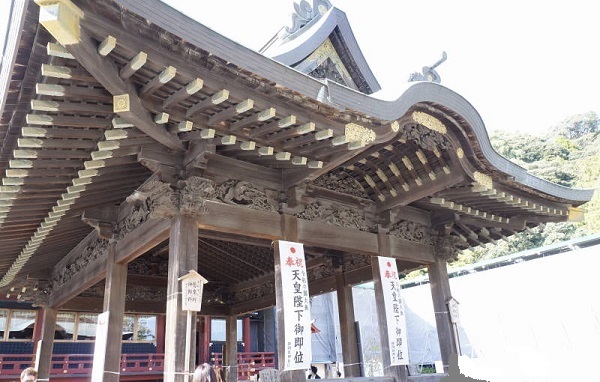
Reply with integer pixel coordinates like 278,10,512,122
0,352,275,380
0,353,164,379
212,352,276,380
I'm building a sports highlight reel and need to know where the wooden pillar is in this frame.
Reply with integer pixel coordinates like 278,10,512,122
164,215,199,382
197,316,211,363
224,315,238,382
32,310,44,343
35,307,57,382
157,315,166,354
276,215,307,382
428,258,458,372
243,317,251,352
335,273,361,377
91,241,127,382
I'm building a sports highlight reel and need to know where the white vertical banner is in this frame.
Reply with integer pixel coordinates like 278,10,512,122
378,256,409,365
278,240,312,370
91,311,110,382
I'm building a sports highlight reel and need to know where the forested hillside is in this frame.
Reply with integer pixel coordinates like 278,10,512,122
452,111,600,267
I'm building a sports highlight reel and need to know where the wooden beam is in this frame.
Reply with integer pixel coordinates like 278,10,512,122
208,99,253,126
249,115,296,138
283,128,331,150
229,108,276,132
41,63,97,82
46,42,75,59
36,83,111,100
18,137,98,150
83,15,348,134
197,201,282,239
120,51,147,80
22,126,104,140
138,146,183,173
163,78,203,109
36,0,84,45
26,113,111,128
63,29,185,151
186,89,229,118
297,219,379,255
202,153,282,190
139,66,177,97
115,218,171,264
49,238,108,308
81,206,119,240
377,171,465,213
31,99,113,114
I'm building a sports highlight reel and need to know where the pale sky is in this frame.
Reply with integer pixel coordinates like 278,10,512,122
2,0,598,135
160,0,599,135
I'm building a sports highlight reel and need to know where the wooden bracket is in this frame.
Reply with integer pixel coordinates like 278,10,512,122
430,211,459,235
138,147,183,184
81,206,118,240
184,140,216,171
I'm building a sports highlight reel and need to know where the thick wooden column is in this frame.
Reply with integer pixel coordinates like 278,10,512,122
276,215,306,382
224,315,238,382
243,317,251,352
428,258,458,372
198,316,211,363
157,315,166,354
35,307,57,382
93,242,127,382
164,215,199,382
373,232,409,382
335,273,361,377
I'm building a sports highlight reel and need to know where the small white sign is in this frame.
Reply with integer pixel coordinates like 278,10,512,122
448,297,460,324
378,256,409,366
179,270,208,312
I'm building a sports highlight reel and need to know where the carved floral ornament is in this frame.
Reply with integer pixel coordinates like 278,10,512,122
345,123,376,147
432,234,462,261
124,177,278,224
307,257,338,281
389,220,432,245
295,200,372,231
231,280,275,304
50,238,110,291
397,123,451,151
473,171,493,189
411,111,447,134
312,169,369,199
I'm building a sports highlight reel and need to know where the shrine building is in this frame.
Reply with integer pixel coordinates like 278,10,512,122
0,1,593,382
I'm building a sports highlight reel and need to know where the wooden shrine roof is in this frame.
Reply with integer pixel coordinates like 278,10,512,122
0,0,593,311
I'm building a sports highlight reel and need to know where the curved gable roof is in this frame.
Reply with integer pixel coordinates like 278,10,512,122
260,5,381,94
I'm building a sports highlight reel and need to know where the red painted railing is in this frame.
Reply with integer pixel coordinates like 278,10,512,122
211,352,276,380
0,353,164,379
0,352,275,380
0,354,34,377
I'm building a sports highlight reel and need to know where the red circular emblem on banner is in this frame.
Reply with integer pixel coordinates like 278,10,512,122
290,247,296,254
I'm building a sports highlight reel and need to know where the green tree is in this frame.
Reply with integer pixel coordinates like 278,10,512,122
447,111,600,270
551,111,599,140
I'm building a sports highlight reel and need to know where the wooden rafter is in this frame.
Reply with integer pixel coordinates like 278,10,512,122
62,29,185,151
